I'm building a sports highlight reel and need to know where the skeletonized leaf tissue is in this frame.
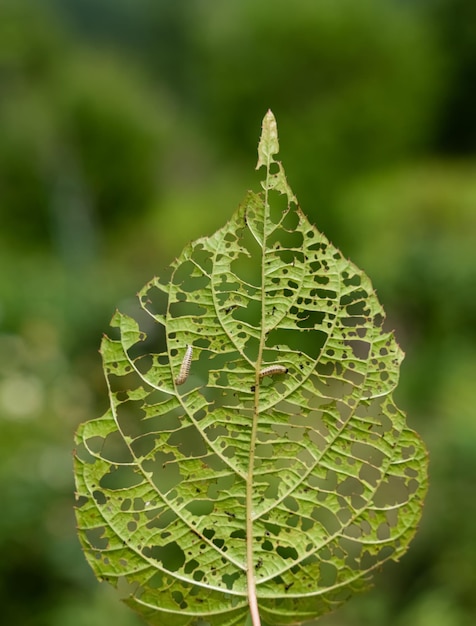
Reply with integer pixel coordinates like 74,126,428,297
74,111,428,626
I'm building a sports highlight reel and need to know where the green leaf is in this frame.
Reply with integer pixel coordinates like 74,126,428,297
74,111,428,626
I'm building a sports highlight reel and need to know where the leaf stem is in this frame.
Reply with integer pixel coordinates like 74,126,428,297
246,564,262,626
246,371,262,626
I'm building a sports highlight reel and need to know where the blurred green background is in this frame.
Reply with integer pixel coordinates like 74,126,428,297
1,0,475,624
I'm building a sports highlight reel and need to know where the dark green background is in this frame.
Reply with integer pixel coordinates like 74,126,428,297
1,1,475,624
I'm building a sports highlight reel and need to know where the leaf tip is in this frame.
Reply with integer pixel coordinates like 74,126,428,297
256,109,279,170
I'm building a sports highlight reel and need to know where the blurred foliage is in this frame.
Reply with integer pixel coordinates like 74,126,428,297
1,0,475,625
0,0,168,256
429,0,476,153
187,0,444,221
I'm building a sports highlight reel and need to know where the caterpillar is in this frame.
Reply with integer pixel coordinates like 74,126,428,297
259,365,288,379
175,345,193,385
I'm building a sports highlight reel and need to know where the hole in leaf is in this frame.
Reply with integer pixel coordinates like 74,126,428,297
85,527,108,550
185,500,214,517
99,465,142,490
276,545,298,560
144,541,185,571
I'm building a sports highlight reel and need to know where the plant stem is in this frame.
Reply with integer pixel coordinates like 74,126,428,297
246,362,262,626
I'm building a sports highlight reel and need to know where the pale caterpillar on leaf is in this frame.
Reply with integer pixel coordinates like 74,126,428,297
259,365,288,379
175,345,193,385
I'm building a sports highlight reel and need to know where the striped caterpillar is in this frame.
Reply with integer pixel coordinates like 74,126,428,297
175,345,193,385
259,365,288,379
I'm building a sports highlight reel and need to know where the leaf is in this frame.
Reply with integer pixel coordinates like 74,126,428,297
74,110,428,626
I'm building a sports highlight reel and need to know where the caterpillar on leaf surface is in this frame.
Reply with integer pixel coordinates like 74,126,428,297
175,345,193,385
259,365,288,379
